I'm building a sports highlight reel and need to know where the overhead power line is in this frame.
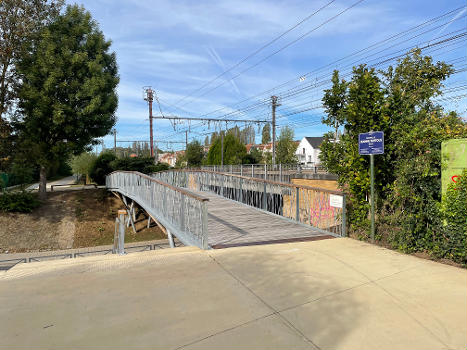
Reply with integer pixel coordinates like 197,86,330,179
170,0,337,107
173,0,367,109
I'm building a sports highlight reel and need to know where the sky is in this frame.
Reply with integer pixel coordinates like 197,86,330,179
67,0,467,151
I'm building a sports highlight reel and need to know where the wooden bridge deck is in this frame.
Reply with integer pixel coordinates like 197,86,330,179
190,191,334,248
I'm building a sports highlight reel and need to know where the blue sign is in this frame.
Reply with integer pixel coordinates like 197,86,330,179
359,131,384,155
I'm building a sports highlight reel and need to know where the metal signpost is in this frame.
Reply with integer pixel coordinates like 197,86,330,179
358,131,384,243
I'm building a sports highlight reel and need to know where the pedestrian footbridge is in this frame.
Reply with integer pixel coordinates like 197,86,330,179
106,170,346,249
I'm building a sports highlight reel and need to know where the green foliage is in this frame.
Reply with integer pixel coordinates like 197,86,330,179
262,124,271,144
0,0,63,120
15,4,119,197
90,154,169,184
322,70,347,138
206,133,247,165
0,191,40,213
243,146,263,164
319,50,467,263
175,153,187,168
71,152,97,179
9,160,35,188
276,126,297,164
143,162,170,174
89,152,116,185
186,141,204,167
436,169,467,264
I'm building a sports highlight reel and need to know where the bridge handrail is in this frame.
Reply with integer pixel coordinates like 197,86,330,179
106,171,209,249
152,170,346,237
160,169,344,195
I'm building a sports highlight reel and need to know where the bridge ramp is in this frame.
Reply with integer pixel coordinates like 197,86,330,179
192,191,333,248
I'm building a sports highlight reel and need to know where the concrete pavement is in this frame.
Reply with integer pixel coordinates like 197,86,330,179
0,238,465,349
26,175,77,191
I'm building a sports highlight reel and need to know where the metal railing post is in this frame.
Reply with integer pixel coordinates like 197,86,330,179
295,187,300,222
118,209,126,254
342,194,347,237
180,194,185,232
240,164,243,176
201,201,209,249
252,164,254,177
263,182,267,210
239,178,243,203
264,164,267,179
279,163,282,182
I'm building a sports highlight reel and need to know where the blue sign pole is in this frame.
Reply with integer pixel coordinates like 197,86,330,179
359,131,384,243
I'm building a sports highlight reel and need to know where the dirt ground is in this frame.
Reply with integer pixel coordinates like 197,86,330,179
0,189,166,253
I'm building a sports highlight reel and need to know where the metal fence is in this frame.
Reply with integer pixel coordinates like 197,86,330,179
198,164,327,183
106,171,209,249
152,170,346,236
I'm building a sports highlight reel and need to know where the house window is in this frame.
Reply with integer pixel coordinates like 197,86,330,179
303,148,305,154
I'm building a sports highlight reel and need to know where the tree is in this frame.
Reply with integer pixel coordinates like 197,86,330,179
186,140,204,167
262,123,271,144
276,126,297,164
89,152,116,185
206,133,246,165
319,50,467,254
204,135,210,146
0,0,63,121
322,70,347,140
15,5,119,199
70,152,96,183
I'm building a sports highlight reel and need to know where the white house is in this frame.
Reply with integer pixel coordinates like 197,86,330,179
295,137,324,167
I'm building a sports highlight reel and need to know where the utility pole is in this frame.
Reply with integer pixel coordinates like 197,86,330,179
271,95,281,167
112,129,117,155
221,131,224,166
143,87,155,160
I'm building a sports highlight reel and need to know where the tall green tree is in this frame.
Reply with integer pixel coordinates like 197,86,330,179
0,0,63,121
186,140,204,167
206,133,246,165
276,126,297,164
261,123,271,144
319,50,467,254
322,70,347,140
15,4,119,199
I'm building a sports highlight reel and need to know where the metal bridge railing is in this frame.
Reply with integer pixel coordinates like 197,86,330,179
106,171,209,249
197,164,327,183
152,170,346,237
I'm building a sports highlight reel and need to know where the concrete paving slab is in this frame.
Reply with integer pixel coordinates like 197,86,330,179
299,238,426,281
209,242,369,311
183,314,317,350
374,263,467,350
0,249,272,348
280,283,449,350
0,239,465,349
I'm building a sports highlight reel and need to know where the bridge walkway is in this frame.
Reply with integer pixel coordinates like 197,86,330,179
191,190,333,248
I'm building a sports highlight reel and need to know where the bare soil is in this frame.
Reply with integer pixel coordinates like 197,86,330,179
0,189,166,253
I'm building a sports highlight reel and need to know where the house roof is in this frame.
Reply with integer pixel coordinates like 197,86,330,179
304,137,324,148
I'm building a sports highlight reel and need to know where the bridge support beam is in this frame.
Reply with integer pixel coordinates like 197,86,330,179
167,229,175,248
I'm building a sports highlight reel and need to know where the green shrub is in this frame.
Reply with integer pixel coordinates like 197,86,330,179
436,169,467,264
110,157,169,174
89,152,117,185
0,191,40,213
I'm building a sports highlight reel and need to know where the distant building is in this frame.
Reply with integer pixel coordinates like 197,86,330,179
158,150,185,167
245,142,273,154
295,137,324,167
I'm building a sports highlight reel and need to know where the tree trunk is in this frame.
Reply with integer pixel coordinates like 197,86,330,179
39,165,47,200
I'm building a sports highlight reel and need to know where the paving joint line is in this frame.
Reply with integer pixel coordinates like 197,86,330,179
206,252,322,350
307,248,451,349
